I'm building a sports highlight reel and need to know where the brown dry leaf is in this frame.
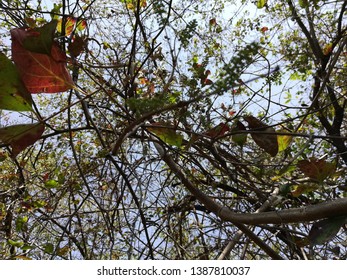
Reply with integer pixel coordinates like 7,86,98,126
244,116,278,157
297,158,336,183
291,184,319,197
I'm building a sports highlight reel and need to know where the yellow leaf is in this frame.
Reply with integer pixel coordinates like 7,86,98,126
256,0,267,8
127,3,135,9
14,255,32,260
323,43,333,55
277,130,292,152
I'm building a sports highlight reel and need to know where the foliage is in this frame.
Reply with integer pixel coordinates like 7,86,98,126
0,0,346,260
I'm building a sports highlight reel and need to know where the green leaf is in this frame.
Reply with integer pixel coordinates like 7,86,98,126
148,123,183,148
278,184,291,196
15,216,28,232
44,179,60,189
32,200,47,208
57,173,66,184
298,0,308,8
8,239,24,247
50,3,63,20
22,20,57,55
0,123,45,157
44,243,54,254
0,53,33,111
21,244,35,251
289,72,301,80
231,120,247,146
256,0,267,9
309,216,347,245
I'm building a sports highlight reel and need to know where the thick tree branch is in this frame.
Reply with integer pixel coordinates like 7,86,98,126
153,141,347,226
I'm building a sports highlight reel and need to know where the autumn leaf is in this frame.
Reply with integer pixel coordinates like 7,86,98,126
323,43,333,55
24,17,37,28
204,78,213,85
57,245,70,257
297,158,336,183
0,123,45,157
192,63,213,86
203,123,230,138
57,17,87,36
14,255,33,260
308,216,346,245
68,34,87,57
148,123,183,148
11,22,74,93
124,0,147,10
231,120,247,146
244,116,278,157
291,184,319,197
260,26,269,33
277,130,292,152
0,53,33,111
209,18,217,26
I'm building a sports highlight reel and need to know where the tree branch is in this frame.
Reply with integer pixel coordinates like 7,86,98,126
153,141,347,226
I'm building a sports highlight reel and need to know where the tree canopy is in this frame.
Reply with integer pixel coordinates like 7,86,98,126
0,0,346,260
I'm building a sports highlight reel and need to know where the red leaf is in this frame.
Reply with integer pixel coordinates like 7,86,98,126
0,123,45,157
209,18,217,26
57,17,87,36
229,110,236,117
68,35,86,57
260,26,269,33
11,25,74,93
57,17,77,36
204,78,213,85
76,19,87,31
203,123,230,138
